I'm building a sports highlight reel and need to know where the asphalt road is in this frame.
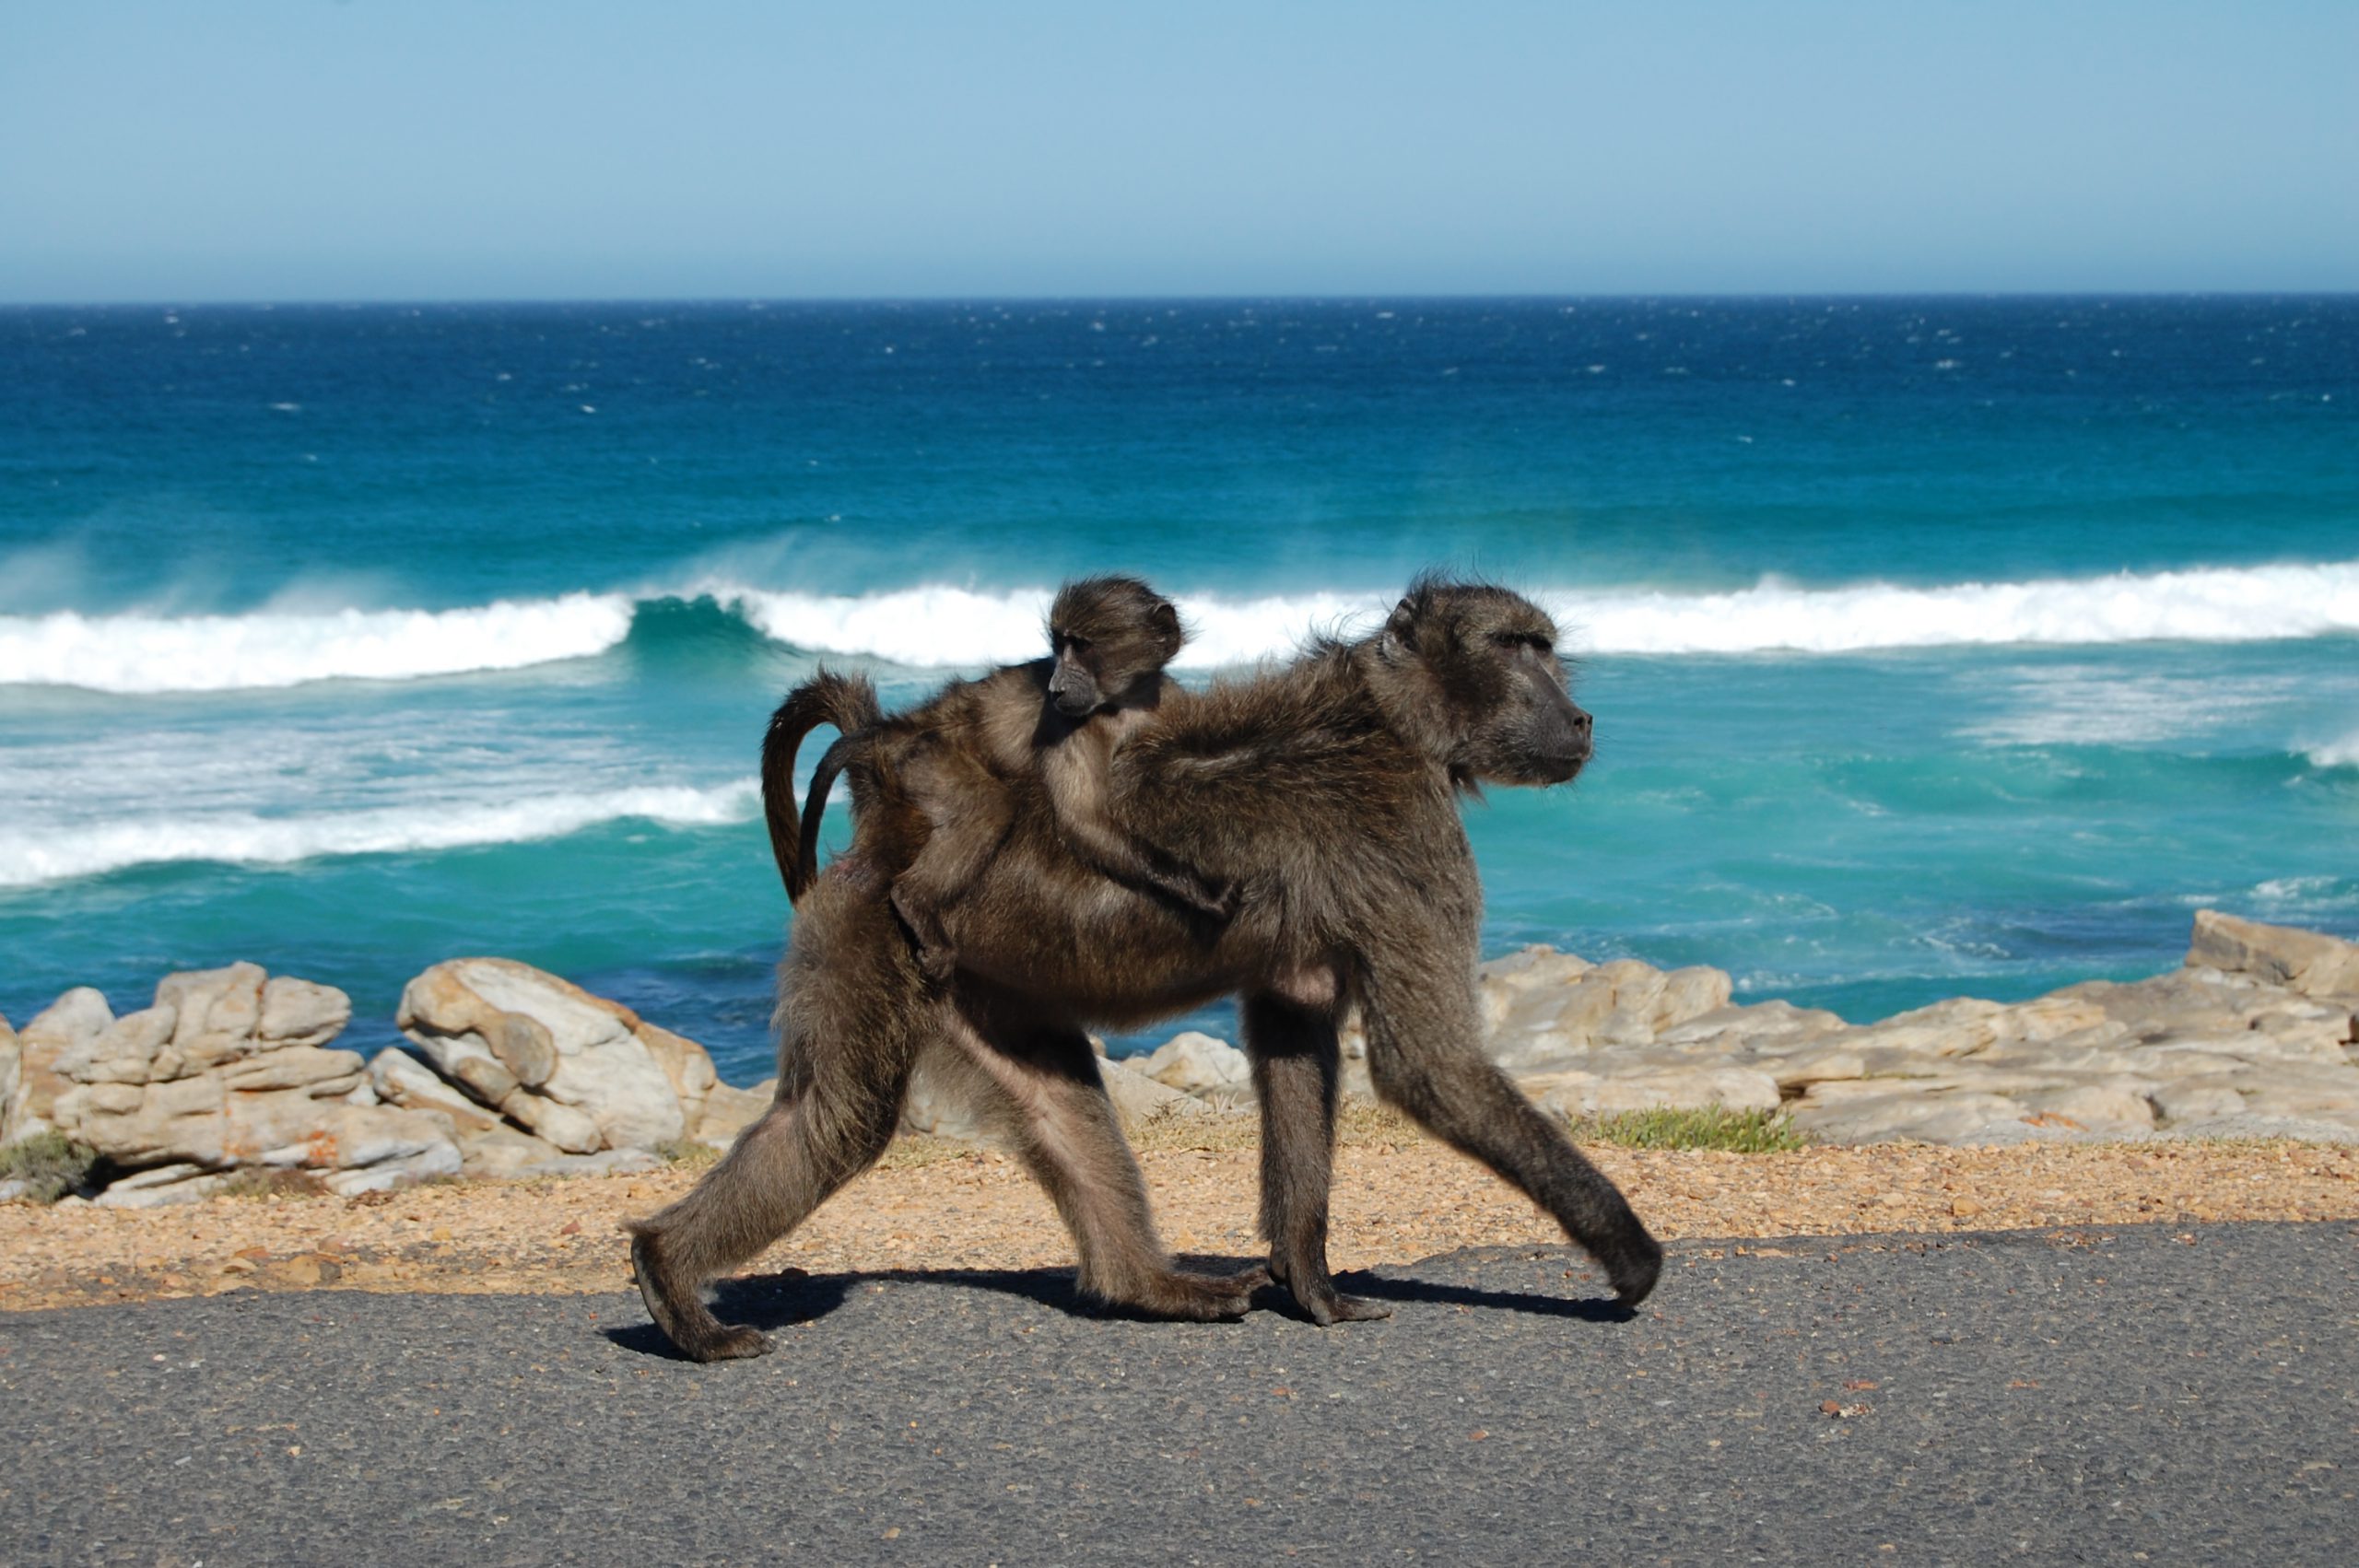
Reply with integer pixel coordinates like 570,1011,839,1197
2,1222,2353,1565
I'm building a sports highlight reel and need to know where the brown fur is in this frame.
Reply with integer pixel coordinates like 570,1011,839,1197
629,577,1653,1361
786,577,1231,977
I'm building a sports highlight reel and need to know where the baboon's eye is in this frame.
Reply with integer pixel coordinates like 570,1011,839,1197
1490,631,1552,655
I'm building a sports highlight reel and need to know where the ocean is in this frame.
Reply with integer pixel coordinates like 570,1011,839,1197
2,297,2353,1083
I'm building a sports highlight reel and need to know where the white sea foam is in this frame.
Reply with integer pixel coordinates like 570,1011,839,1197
2306,731,2359,769
8,558,2357,692
0,780,757,889
722,584,1379,669
1555,560,2359,656
0,592,636,693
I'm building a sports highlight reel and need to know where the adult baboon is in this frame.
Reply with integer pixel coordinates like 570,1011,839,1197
767,577,1233,977
631,578,1660,1361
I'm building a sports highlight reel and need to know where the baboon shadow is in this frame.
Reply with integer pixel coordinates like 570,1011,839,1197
604,1254,1629,1357
1326,1270,1637,1325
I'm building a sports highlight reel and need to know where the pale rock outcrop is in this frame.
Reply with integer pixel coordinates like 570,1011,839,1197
1124,915,2359,1148
693,1081,772,1150
0,1012,18,1143
18,965,460,1201
2189,909,2359,1001
1099,1055,1208,1127
1136,1032,1250,1094
397,958,688,1153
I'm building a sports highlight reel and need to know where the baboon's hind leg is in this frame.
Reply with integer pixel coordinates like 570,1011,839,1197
945,992,1267,1320
628,875,924,1361
1242,991,1389,1325
628,1082,902,1361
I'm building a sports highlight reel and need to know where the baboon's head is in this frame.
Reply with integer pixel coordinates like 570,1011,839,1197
1045,576,1188,718
1373,579,1592,788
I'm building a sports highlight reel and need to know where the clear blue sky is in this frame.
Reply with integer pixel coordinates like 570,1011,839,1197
5,0,2353,301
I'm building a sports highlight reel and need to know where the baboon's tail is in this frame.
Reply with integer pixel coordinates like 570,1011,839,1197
794,731,863,905
761,670,883,902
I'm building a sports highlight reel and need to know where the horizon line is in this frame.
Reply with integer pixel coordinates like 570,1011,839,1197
6,287,2359,311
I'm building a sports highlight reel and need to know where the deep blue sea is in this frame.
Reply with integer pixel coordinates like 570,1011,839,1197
2,298,2353,1082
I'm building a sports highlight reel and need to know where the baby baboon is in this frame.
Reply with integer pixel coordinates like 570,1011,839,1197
782,576,1232,978
631,578,1657,1361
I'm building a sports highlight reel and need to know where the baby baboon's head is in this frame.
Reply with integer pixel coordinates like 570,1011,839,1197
1045,576,1187,718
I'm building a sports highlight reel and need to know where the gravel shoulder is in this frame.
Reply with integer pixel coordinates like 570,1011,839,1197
5,1120,2354,1315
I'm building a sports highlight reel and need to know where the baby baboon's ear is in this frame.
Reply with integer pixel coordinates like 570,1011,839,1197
1384,595,1421,652
1150,598,1183,648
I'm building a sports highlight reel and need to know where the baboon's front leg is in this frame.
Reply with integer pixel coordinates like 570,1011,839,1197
1358,942,1662,1307
946,989,1267,1320
1242,991,1389,1325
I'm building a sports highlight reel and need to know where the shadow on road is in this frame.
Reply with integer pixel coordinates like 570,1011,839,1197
602,1251,1632,1357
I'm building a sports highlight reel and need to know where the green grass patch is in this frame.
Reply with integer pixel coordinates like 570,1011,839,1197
1567,1105,1808,1153
0,1131,101,1203
216,1167,331,1201
655,1138,722,1169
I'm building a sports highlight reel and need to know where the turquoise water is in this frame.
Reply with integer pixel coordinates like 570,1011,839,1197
3,298,2354,1081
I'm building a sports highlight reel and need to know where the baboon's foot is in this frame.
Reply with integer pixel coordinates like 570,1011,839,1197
630,1232,775,1363
1269,1253,1391,1325
1604,1232,1664,1308
1109,1264,1270,1321
693,1323,778,1361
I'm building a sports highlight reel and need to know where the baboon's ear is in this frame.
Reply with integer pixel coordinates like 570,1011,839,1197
1385,595,1420,652
1150,599,1182,644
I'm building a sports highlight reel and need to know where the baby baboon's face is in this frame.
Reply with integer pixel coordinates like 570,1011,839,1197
1046,577,1187,718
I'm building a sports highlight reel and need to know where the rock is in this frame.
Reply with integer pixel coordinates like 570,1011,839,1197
0,1012,18,1143
1659,1000,1848,1051
452,1125,652,1180
1098,1056,1208,1127
2189,909,2359,1000
2162,1112,2359,1145
321,1138,464,1196
18,965,463,1198
455,1126,560,1178
1593,1065,1781,1117
1787,1089,2037,1147
156,962,269,1071
1136,1032,1250,1094
216,1046,366,1097
396,959,688,1152
1651,967,1735,1033
1481,944,1594,987
640,1024,720,1136
370,1049,507,1135
899,1053,995,1141
91,1163,235,1209
2014,1082,2156,1135
54,1076,457,1177
2149,1080,2245,1124
257,977,352,1049
10,989,113,1139
694,1082,771,1149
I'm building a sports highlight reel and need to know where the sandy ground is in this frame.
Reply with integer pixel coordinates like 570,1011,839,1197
5,1117,2355,1314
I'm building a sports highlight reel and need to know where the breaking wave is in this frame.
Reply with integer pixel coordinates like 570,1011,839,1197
0,593,635,693
6,559,2356,691
0,780,757,888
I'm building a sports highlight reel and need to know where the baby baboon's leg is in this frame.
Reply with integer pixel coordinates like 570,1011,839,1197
628,874,926,1361
1357,941,1663,1307
1241,991,1389,1325
945,986,1266,1320
889,746,1015,981
1059,810,1236,923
